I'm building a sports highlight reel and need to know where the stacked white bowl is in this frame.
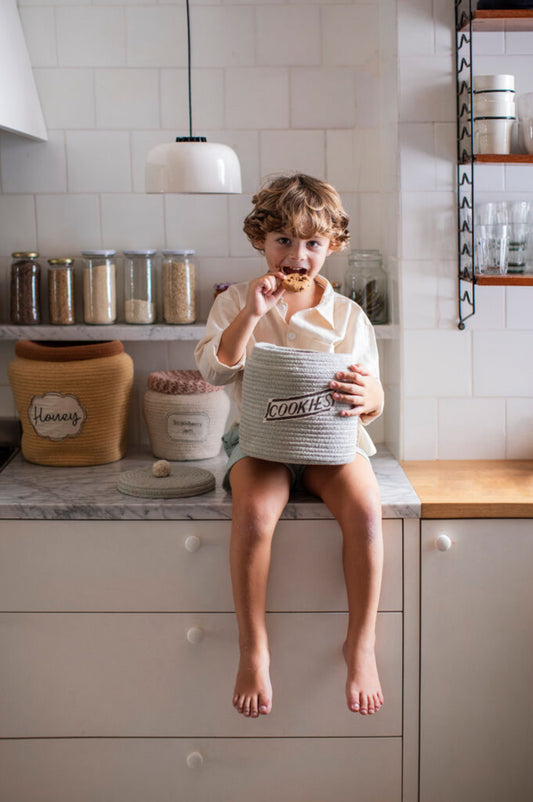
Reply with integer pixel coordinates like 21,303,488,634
473,74,515,154
517,92,533,154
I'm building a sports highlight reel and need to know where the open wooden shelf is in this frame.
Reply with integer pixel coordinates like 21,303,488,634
464,274,533,286
461,9,533,32
475,153,533,163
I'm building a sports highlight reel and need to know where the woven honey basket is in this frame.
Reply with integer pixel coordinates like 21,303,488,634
143,370,230,460
8,340,133,466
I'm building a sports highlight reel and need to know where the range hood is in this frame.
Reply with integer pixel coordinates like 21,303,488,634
0,0,47,141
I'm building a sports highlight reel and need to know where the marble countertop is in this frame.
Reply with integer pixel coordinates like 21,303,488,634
0,447,420,520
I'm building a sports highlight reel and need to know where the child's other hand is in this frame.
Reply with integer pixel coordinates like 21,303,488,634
246,272,285,318
329,364,384,422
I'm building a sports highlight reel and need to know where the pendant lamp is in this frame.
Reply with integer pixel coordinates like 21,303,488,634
145,0,242,194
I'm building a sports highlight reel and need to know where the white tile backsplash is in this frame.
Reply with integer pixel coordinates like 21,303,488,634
95,70,159,129
164,194,229,257
398,56,455,124
473,331,533,397
191,6,255,68
397,0,435,58
403,330,472,398
125,8,186,68
506,398,533,458
35,194,101,253
66,131,132,193
0,194,37,253
402,398,437,460
19,7,57,67
34,69,95,130
1,0,531,458
506,287,533,329
0,131,67,194
256,6,320,67
322,6,379,67
260,130,325,179
161,69,225,132
56,7,126,67
101,194,165,251
291,68,357,128
226,68,290,129
437,397,507,459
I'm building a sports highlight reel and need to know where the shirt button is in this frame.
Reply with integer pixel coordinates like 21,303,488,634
288,332,296,341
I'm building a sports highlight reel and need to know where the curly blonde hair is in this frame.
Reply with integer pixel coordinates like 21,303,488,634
243,173,350,252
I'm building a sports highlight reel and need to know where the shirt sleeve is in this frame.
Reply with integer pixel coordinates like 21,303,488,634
194,286,247,386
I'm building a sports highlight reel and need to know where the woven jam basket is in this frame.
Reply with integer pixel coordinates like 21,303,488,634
8,340,133,466
143,370,230,460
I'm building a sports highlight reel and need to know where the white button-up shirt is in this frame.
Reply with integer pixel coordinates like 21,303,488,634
194,276,382,456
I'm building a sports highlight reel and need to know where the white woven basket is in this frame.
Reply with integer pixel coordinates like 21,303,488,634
240,343,359,465
143,388,230,461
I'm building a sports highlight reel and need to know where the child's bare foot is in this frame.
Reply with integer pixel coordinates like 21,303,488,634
233,646,272,718
343,639,384,715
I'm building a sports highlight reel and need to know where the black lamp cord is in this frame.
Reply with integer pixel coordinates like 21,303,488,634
186,0,193,138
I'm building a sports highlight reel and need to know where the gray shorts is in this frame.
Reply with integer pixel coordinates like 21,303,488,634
221,424,369,492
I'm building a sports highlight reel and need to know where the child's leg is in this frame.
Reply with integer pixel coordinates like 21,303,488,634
303,454,384,715
229,456,291,718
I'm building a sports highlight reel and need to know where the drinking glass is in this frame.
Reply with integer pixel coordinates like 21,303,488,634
506,202,531,274
475,224,509,275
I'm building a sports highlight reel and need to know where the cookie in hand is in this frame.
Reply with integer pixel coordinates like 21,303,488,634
281,273,311,292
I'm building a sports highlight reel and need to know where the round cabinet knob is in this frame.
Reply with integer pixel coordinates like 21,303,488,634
186,751,204,770
435,534,453,552
187,626,204,644
184,535,202,553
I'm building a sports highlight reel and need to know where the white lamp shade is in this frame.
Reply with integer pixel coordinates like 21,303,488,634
145,140,242,194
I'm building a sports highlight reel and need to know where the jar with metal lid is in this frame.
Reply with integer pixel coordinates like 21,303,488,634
162,249,196,324
10,252,41,325
344,249,388,324
82,250,116,325
123,250,156,324
48,258,75,325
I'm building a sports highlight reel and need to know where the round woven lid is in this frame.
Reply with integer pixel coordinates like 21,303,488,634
147,369,222,395
117,464,215,499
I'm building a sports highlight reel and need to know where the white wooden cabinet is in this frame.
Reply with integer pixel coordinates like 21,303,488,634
0,518,415,802
420,519,533,802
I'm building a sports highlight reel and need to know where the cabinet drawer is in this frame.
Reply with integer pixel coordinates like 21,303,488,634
0,736,402,802
0,519,402,612
0,612,402,738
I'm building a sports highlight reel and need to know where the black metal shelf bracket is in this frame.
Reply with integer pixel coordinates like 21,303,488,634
455,0,476,329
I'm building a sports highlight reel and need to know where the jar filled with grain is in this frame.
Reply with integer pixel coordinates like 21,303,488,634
82,250,116,325
48,258,75,325
10,252,42,325
162,249,196,324
123,250,156,324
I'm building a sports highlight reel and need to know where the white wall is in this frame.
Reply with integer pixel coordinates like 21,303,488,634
0,0,398,451
4,0,530,460
398,0,533,460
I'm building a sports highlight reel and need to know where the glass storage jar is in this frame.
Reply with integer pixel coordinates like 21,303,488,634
123,250,156,324
10,252,41,325
48,258,75,325
82,250,116,325
162,249,196,324
344,249,388,324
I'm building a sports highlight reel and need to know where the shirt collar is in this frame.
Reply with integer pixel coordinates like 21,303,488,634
276,275,336,327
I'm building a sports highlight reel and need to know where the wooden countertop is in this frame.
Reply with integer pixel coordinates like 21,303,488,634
400,460,533,519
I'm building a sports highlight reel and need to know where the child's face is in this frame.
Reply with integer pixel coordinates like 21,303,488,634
259,229,334,282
